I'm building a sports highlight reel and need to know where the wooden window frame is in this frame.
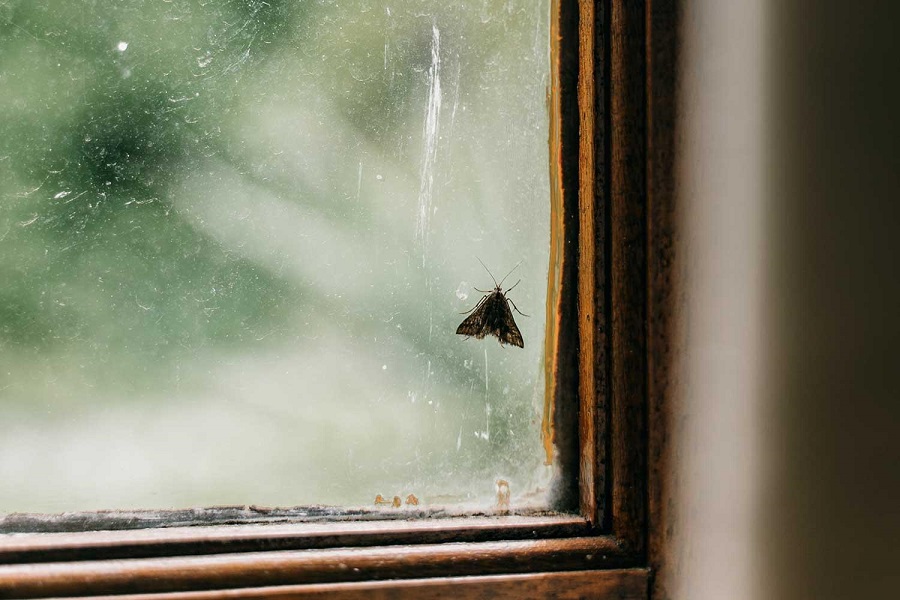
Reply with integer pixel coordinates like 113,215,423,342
0,0,677,597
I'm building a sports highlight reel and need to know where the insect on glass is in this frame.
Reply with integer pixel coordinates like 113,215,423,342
455,260,528,348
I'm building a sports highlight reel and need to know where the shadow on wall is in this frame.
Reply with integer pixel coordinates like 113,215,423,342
668,1,900,599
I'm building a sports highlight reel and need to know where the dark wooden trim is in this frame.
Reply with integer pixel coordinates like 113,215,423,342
94,569,650,600
546,0,583,513
0,516,589,565
608,0,648,556
571,0,649,554
41,569,648,600
0,506,563,536
576,0,608,529
646,0,681,597
0,537,640,598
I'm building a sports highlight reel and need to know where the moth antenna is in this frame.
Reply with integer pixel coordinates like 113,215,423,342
476,257,498,287
507,298,530,317
504,279,521,294
497,261,522,288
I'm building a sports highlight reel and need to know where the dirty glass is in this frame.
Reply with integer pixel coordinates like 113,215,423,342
0,0,551,514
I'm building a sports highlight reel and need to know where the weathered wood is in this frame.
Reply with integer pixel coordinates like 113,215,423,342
0,537,639,598
556,0,650,556
544,0,565,474
0,515,589,565
0,505,533,535
100,569,650,600
645,1,682,598
608,0,648,556
576,0,607,529
546,0,583,513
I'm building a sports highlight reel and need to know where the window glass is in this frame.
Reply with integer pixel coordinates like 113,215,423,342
0,0,551,513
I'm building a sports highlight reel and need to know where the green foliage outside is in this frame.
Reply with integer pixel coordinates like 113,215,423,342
0,0,551,513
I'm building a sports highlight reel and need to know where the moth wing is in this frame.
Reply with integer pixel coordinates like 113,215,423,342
456,299,489,338
501,318,524,348
497,300,525,348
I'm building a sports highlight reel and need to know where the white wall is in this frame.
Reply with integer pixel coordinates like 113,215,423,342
673,2,765,598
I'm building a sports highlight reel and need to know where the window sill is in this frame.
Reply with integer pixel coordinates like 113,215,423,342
92,569,650,599
0,515,643,597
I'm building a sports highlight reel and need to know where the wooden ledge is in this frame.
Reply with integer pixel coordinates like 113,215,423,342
0,536,638,598
0,515,591,564
89,569,650,600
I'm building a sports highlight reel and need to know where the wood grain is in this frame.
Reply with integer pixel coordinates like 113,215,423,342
608,0,648,556
646,1,681,598
0,515,589,565
576,0,607,530
82,569,650,600
571,1,650,555
0,537,638,598
544,0,565,470
647,0,685,600
547,0,584,513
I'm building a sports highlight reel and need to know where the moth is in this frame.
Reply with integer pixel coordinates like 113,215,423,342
456,260,528,348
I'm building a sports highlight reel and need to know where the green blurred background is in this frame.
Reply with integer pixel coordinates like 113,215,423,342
0,0,550,513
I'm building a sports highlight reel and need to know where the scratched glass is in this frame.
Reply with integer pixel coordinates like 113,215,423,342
0,0,551,513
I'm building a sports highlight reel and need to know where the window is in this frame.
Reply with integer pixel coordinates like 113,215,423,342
0,0,675,597
1,0,552,514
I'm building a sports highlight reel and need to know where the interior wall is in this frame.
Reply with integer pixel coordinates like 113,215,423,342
670,1,766,598
764,1,900,598
664,1,900,599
